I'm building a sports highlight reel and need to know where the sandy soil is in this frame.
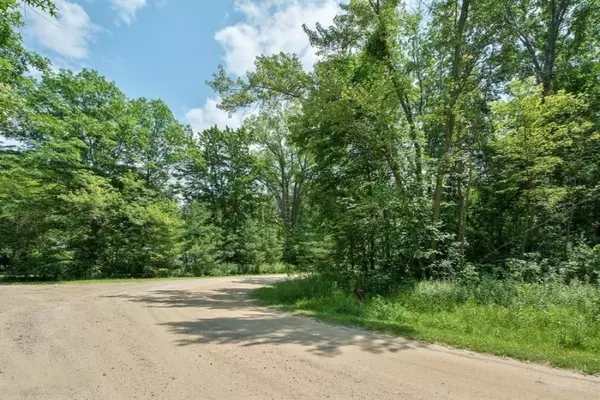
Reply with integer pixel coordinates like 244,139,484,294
1,276,599,400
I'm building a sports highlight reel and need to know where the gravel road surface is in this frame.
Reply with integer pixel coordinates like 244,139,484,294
1,276,598,399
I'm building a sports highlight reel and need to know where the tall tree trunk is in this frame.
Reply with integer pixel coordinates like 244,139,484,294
371,0,423,190
541,0,563,97
510,0,568,98
392,75,424,189
430,0,471,260
458,158,472,259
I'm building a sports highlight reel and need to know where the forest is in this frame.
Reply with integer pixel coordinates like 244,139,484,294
1,0,599,286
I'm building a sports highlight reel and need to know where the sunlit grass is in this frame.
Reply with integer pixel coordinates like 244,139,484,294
255,277,600,374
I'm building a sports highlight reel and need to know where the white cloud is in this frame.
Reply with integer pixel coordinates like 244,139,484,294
26,0,100,60
185,98,243,133
110,0,147,24
215,0,340,76
190,1,339,132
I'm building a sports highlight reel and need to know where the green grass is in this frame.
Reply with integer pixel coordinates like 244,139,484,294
0,262,291,285
254,276,600,375
0,271,287,285
0,276,212,285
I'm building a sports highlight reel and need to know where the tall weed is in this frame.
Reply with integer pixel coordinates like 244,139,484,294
255,275,600,373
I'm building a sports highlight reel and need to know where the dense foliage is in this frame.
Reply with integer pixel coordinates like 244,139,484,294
211,0,600,287
0,1,289,279
1,0,599,283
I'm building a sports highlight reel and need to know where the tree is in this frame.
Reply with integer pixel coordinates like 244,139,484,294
125,98,188,193
496,0,599,96
245,108,308,264
484,79,596,257
0,0,55,125
1,68,188,279
183,125,281,268
182,202,222,276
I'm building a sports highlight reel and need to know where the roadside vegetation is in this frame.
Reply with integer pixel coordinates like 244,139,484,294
0,262,289,284
0,268,287,285
256,276,600,374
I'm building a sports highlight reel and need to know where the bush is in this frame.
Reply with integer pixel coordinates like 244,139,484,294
207,263,239,277
365,296,407,322
256,275,335,304
154,268,172,278
505,253,547,282
558,243,600,283
255,262,289,274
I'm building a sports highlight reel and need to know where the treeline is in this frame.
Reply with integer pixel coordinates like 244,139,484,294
2,0,600,284
0,67,299,278
0,1,319,279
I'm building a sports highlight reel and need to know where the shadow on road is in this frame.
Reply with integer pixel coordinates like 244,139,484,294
102,277,280,311
160,313,421,357
104,277,422,357
105,287,262,310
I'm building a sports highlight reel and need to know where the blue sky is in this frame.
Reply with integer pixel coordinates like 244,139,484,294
22,0,340,131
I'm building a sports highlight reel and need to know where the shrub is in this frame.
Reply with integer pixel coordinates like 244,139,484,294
558,243,600,283
255,275,335,304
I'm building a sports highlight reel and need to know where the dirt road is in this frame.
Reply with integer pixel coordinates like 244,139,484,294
1,276,599,399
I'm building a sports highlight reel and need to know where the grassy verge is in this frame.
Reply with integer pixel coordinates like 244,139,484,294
0,272,287,285
0,262,291,285
0,276,212,285
254,276,600,374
